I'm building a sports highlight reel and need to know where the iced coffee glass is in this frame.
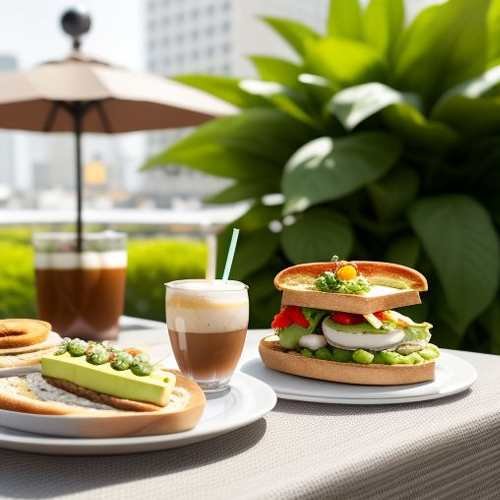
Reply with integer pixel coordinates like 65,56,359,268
33,231,127,340
166,279,249,393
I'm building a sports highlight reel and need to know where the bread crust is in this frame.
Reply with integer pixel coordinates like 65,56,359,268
0,319,51,349
259,337,435,386
275,261,427,314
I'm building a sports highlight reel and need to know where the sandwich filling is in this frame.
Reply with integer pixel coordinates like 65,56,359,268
271,306,438,365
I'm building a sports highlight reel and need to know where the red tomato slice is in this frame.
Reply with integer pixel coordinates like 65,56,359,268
331,312,365,325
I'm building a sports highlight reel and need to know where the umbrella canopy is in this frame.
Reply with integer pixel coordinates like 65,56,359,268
0,7,236,251
0,54,236,133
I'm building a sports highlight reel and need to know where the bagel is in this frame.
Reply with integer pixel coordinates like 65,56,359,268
0,319,51,349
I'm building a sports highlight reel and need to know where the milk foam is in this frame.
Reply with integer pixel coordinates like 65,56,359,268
166,280,249,334
35,251,127,270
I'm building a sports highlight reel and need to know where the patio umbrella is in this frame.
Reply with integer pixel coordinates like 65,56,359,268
0,7,236,250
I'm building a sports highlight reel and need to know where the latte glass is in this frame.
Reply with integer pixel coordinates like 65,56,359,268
165,279,249,393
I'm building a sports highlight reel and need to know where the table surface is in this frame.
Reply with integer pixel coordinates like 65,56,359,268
1,322,500,500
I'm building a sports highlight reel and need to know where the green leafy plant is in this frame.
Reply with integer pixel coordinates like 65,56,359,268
144,0,500,353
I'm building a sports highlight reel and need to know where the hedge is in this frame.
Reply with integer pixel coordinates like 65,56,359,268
0,230,206,322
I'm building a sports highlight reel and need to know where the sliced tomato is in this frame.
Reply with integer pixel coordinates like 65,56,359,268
271,306,310,329
374,311,388,321
286,306,310,328
271,309,292,329
330,311,365,325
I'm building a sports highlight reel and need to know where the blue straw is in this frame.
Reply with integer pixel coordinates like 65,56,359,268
222,228,240,281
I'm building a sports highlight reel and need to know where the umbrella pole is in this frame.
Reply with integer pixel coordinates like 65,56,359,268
74,102,83,253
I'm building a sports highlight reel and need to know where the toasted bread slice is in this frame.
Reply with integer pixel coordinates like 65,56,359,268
259,336,435,386
275,261,428,314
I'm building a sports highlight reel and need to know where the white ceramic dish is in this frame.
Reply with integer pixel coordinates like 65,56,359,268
0,371,276,455
241,349,477,405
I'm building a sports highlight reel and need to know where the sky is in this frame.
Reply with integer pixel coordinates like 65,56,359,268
0,0,143,70
0,0,145,191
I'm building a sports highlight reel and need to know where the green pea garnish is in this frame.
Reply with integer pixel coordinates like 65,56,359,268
87,347,110,365
131,362,153,376
54,338,71,356
111,351,134,371
67,338,88,357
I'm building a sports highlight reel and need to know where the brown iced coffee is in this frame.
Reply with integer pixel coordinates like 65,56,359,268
166,279,249,393
34,232,127,340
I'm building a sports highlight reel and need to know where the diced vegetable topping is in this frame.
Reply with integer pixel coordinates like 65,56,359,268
271,306,310,329
330,312,365,325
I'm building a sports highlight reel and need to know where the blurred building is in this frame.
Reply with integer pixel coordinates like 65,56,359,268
0,55,17,195
142,0,329,203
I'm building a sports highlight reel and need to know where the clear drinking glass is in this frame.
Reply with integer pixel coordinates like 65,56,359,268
33,231,127,340
165,279,249,394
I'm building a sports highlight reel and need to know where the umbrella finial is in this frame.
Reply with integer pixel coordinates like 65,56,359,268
61,7,91,52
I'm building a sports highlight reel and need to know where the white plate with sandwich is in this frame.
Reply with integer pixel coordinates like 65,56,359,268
245,259,477,403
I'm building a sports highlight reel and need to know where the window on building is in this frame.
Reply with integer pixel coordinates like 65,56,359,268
162,35,169,46
222,21,230,33
205,25,214,37
222,63,231,74
222,42,230,54
176,33,185,44
222,0,231,11
192,49,199,60
177,12,184,23
191,8,199,19
191,29,199,41
206,4,215,15
206,46,215,57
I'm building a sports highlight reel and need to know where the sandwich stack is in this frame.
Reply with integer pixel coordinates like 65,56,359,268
259,259,440,385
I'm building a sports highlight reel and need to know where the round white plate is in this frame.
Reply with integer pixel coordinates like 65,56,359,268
241,349,477,405
0,372,276,455
0,331,61,377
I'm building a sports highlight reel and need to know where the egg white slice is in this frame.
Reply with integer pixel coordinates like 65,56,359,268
322,318,405,351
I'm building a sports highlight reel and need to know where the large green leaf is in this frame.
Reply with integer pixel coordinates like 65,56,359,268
281,208,354,263
381,102,459,152
431,65,500,136
216,203,282,278
330,82,418,130
247,267,283,328
174,74,266,108
249,56,302,88
409,195,499,333
363,0,404,60
304,37,386,88
327,0,363,40
143,109,315,180
479,299,500,354
205,180,278,204
282,132,401,214
238,80,317,127
393,0,489,102
487,0,500,65
261,16,320,57
368,166,419,221
384,235,420,268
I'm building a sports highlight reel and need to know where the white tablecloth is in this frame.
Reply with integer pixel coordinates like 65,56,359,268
1,324,499,500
